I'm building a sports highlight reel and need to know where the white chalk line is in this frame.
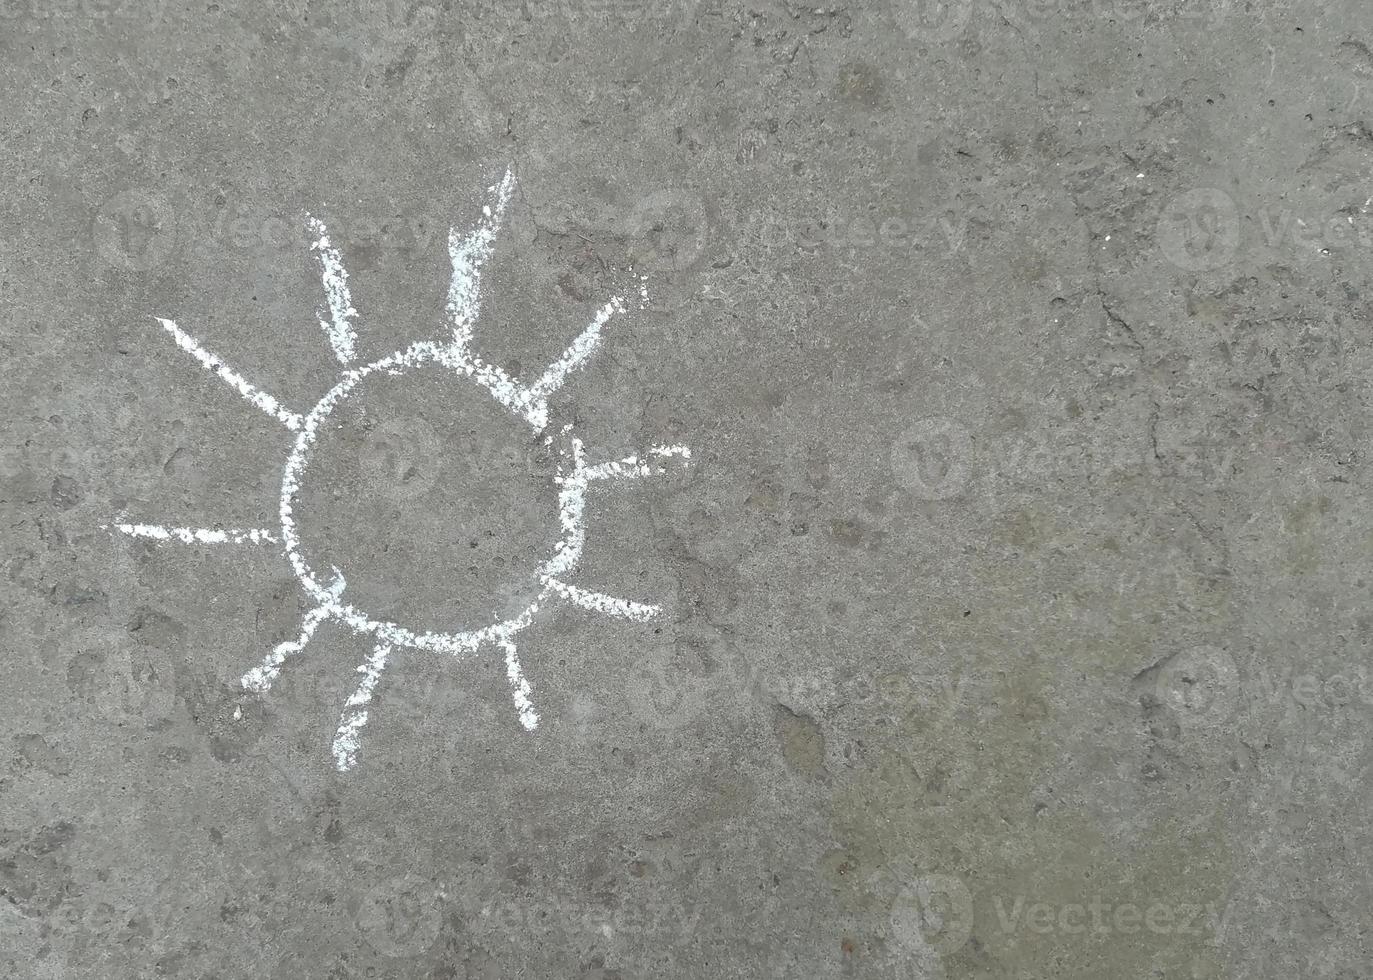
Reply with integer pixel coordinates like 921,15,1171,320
443,174,633,434
535,436,667,623
109,523,279,546
540,433,587,579
528,296,626,402
444,296,629,434
332,643,391,771
306,215,359,364
154,317,303,431
500,637,539,731
240,574,345,693
583,444,692,482
448,347,550,431
449,167,515,351
240,605,332,693
542,577,661,622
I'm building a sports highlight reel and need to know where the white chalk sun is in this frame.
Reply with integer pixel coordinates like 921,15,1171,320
111,168,689,771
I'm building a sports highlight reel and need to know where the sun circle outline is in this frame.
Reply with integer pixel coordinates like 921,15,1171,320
278,340,581,654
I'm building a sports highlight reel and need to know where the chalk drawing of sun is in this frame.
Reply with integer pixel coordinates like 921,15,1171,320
110,168,689,771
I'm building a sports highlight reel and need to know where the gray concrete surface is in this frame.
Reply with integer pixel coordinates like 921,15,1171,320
3,0,1372,976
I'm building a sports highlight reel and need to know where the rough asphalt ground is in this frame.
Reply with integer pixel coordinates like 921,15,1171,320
3,0,1372,977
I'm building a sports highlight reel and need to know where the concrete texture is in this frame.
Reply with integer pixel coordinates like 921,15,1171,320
2,0,1372,976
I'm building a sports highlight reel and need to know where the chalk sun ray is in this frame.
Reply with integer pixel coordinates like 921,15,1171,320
240,603,334,694
306,214,359,364
527,296,626,403
109,524,279,546
154,317,303,430
240,571,345,693
500,636,539,732
448,166,515,352
542,577,661,623
582,445,692,482
332,642,391,771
